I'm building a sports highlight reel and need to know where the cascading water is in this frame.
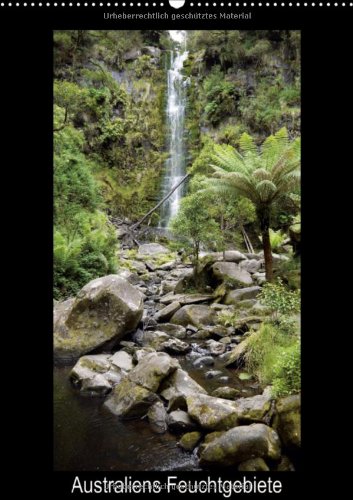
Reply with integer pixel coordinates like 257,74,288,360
159,30,189,228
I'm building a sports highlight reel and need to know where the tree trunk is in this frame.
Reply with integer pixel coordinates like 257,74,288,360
257,206,273,282
262,227,273,282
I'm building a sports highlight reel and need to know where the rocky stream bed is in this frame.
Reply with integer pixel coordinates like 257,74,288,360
54,243,300,471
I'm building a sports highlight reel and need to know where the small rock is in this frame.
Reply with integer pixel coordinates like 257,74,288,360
193,356,215,368
205,370,223,379
178,431,202,451
161,338,191,355
147,401,168,434
110,351,133,371
205,339,226,355
211,387,241,400
157,323,187,339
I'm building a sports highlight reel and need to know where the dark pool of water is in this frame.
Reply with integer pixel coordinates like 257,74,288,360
54,356,260,471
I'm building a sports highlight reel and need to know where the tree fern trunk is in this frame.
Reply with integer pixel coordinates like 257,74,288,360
257,206,273,282
262,228,273,282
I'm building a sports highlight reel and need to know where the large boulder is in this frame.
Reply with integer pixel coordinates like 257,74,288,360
170,305,215,328
199,423,281,467
123,48,142,61
54,275,144,361
212,262,253,287
224,286,262,305
138,243,169,256
186,388,273,431
273,394,301,449
186,393,239,431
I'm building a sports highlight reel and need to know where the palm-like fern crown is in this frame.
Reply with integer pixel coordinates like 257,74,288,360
211,128,300,205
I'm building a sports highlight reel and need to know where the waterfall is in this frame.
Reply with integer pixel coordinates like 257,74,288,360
159,30,189,228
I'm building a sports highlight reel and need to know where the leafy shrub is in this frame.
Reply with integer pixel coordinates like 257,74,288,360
271,340,301,397
259,278,300,319
269,228,286,251
245,322,300,397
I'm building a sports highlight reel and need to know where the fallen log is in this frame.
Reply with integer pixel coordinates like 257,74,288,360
131,173,190,231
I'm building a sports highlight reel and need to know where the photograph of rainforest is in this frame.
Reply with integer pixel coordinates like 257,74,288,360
54,30,301,471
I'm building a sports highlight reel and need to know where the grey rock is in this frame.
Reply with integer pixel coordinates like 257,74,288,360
155,301,181,322
239,259,262,274
157,323,187,339
147,401,168,434
205,370,223,379
224,286,262,305
54,275,144,361
168,410,197,433
138,243,169,256
110,351,134,371
212,262,253,287
170,305,215,328
161,338,191,355
128,351,179,392
205,339,226,355
159,368,207,402
199,423,281,467
193,356,215,368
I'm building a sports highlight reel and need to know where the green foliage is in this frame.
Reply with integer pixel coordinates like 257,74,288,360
271,341,301,397
259,278,300,319
170,192,222,270
268,229,286,251
203,67,238,126
245,322,300,397
217,309,239,327
54,119,117,299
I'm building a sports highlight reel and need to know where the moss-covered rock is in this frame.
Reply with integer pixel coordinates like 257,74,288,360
224,286,261,305
199,423,281,467
104,377,159,418
212,262,253,287
238,457,270,471
211,387,241,400
273,394,301,450
170,304,215,328
128,351,179,392
178,431,202,451
186,393,239,431
54,275,144,362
